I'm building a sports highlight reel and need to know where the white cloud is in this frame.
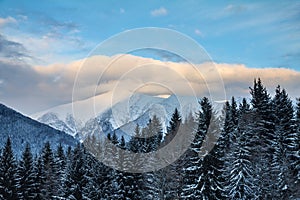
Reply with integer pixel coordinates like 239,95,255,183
195,29,203,37
120,8,125,14
1,54,300,114
151,7,168,17
0,16,17,27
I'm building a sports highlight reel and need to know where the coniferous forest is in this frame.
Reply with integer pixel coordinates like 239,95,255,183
0,79,299,200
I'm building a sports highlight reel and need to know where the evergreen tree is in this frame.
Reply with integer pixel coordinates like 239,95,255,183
181,97,212,199
292,98,300,198
111,131,119,145
55,143,66,198
249,78,276,198
271,86,296,198
41,141,58,198
211,98,239,199
162,108,183,199
32,156,43,200
0,137,19,200
119,135,126,150
18,143,35,199
64,144,88,199
143,115,164,199
224,128,257,199
164,108,182,145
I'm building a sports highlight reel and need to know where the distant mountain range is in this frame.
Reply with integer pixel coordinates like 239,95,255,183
0,103,77,158
34,93,227,141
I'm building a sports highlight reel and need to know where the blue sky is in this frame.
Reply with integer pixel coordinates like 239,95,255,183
1,0,299,70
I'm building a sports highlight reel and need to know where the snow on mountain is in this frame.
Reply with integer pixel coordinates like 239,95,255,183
37,112,77,136
0,103,77,158
33,93,229,140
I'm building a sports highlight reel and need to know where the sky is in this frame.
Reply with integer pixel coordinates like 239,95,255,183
0,0,300,115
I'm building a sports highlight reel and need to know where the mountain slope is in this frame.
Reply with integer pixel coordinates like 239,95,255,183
33,93,228,140
0,103,77,158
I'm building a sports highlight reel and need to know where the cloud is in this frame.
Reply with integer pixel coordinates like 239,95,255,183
1,54,300,115
0,34,31,61
0,16,17,27
151,7,168,17
224,4,247,14
194,29,203,37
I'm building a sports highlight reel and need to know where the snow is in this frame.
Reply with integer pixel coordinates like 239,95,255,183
32,93,230,139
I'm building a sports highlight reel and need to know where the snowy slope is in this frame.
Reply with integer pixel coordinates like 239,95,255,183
33,93,229,140
0,103,77,158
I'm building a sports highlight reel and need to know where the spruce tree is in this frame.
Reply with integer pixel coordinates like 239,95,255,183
249,78,276,198
181,97,212,199
224,127,257,199
41,142,58,198
143,115,164,199
271,86,296,198
163,108,183,199
32,156,43,200
64,144,88,199
164,108,182,145
292,98,300,197
55,143,66,198
18,143,35,199
0,137,19,200
212,98,238,199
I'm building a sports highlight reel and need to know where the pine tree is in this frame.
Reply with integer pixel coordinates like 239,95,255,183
271,86,296,198
143,115,164,199
249,78,276,198
164,108,182,145
111,131,119,145
0,137,19,200
41,142,58,198
163,108,183,199
292,98,300,198
211,98,239,199
55,143,66,198
18,143,35,199
224,127,257,200
64,144,88,199
119,135,126,150
32,156,44,200
181,97,212,199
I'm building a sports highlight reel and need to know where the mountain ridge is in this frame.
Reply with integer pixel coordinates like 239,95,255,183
0,103,77,158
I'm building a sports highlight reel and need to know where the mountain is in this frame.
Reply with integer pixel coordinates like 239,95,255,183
34,93,226,141
0,103,77,158
37,112,77,137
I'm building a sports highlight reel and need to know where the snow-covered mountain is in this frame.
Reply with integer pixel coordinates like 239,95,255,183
0,103,77,158
37,112,78,137
34,93,228,141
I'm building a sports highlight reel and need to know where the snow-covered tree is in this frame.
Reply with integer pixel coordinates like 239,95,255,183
17,143,35,199
224,127,257,200
249,78,276,198
271,86,297,198
0,137,19,200
181,97,212,199
41,141,58,198
55,143,67,198
64,144,88,199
